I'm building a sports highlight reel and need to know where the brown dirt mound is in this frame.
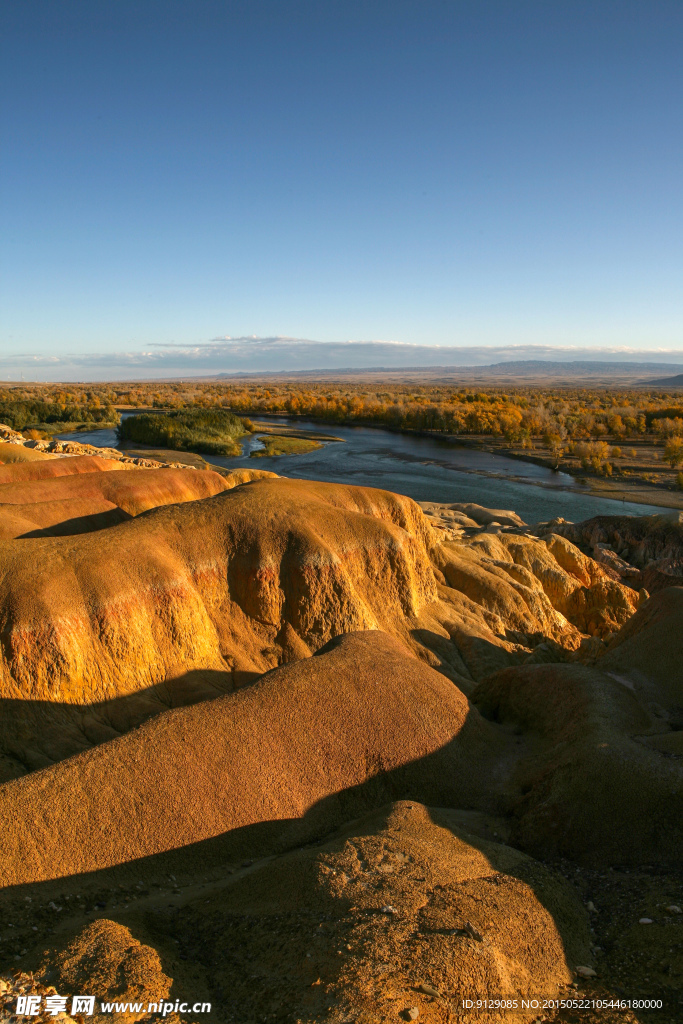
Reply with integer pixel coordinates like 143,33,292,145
0,454,133,486
0,479,440,704
472,655,683,866
42,919,171,1023
0,632,507,886
0,475,640,715
28,803,588,1024
0,441,57,464
179,801,588,1023
600,585,683,716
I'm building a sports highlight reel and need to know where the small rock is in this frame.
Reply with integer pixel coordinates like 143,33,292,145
381,905,398,915
403,1009,419,1022
639,917,654,925
586,901,596,912
576,966,597,978
667,905,682,914
418,983,441,997
483,523,502,534
463,921,483,941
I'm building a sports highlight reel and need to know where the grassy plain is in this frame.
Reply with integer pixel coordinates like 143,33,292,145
251,434,323,457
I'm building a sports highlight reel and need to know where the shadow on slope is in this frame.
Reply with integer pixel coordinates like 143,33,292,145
0,801,590,1024
0,632,517,889
0,669,235,781
472,589,683,867
18,507,132,538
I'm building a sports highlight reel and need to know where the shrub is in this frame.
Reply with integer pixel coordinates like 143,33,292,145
0,400,118,431
119,409,250,456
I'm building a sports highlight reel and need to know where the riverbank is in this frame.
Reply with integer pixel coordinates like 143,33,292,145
442,435,683,510
246,414,683,511
111,405,683,510
54,416,672,523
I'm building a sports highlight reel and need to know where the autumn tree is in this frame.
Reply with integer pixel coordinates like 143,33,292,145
664,436,683,468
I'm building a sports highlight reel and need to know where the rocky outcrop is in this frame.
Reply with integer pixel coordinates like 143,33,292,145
0,477,639,712
420,500,526,531
0,425,236,471
550,511,683,587
432,529,636,645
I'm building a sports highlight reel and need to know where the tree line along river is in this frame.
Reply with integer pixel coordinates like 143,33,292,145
58,414,670,525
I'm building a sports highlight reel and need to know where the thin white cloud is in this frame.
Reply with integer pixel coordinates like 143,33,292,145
1,336,683,381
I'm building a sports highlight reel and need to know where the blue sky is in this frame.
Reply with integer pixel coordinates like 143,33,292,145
1,0,682,377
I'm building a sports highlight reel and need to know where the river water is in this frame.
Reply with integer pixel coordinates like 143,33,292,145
57,416,670,525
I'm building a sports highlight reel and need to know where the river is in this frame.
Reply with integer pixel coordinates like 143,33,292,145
57,416,670,524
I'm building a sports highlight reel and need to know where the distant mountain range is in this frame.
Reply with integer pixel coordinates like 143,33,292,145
483,360,683,375
641,372,683,387
4,338,683,382
212,359,683,383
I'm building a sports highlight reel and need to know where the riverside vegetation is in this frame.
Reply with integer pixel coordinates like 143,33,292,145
118,408,253,457
0,396,119,438
117,410,322,459
3,379,683,492
250,433,323,457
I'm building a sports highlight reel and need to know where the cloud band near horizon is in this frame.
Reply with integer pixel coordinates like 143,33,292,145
2,337,683,382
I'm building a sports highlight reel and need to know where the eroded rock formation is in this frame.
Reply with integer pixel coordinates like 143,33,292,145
0,449,680,1021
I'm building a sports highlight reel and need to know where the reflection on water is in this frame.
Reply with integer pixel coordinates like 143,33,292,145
57,416,670,525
